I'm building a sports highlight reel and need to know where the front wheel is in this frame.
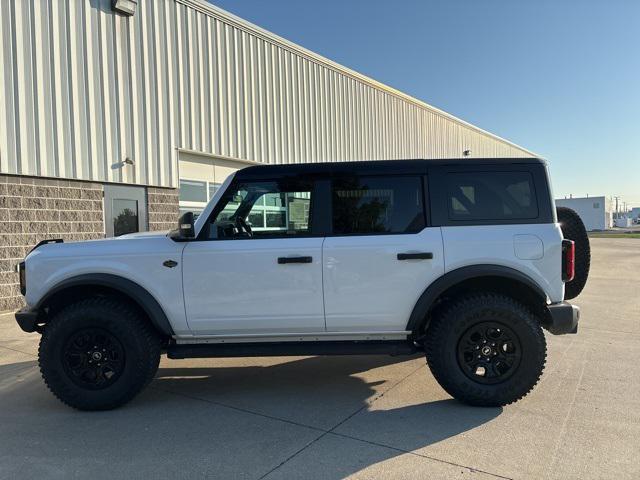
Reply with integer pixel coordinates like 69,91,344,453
38,297,161,410
425,294,546,407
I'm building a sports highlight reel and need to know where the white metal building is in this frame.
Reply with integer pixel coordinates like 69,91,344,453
0,0,536,310
555,196,613,231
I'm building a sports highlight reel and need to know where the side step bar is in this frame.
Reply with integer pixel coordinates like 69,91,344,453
167,340,419,359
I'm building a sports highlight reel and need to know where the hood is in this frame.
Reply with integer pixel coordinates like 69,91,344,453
116,230,170,240
26,230,174,261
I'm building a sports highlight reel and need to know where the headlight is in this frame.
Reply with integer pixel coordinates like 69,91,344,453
16,261,26,295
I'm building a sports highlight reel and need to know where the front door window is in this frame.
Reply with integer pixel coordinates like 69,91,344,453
206,180,313,239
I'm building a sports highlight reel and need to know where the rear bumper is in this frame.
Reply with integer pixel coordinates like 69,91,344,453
545,302,580,335
15,306,40,333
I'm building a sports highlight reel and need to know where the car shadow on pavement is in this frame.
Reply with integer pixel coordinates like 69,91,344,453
0,356,502,478
153,355,503,475
0,359,38,390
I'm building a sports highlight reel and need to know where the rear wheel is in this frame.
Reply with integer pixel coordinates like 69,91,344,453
425,294,546,407
557,206,590,300
39,297,161,410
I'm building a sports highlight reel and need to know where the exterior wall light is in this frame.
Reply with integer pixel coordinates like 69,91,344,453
112,0,137,16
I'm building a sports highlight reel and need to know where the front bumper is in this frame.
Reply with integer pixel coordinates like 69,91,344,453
545,301,580,335
15,306,40,333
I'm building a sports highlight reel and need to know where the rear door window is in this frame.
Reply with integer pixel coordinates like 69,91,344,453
446,171,538,221
331,176,426,234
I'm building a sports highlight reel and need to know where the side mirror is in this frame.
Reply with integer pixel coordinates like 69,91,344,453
178,211,195,239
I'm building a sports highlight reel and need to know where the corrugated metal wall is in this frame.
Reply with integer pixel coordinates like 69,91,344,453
0,0,534,188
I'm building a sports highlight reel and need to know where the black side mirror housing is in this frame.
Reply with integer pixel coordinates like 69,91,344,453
177,211,195,239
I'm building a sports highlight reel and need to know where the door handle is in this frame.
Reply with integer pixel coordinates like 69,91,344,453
397,252,433,260
278,256,313,264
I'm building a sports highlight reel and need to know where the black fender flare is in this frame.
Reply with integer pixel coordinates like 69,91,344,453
36,273,174,336
406,264,548,333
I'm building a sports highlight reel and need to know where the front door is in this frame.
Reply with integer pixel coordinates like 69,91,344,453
323,174,445,332
182,176,325,336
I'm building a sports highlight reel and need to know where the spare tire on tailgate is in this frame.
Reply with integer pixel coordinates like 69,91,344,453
556,206,590,300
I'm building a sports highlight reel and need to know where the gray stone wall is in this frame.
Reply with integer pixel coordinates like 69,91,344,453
147,187,179,232
0,175,104,312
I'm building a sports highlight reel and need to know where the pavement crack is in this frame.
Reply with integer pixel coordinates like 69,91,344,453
256,361,426,479
257,431,328,480
328,431,513,480
0,343,38,358
320,362,514,480
331,362,425,433
543,341,589,478
150,384,327,434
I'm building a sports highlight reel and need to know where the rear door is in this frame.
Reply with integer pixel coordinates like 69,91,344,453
322,174,444,332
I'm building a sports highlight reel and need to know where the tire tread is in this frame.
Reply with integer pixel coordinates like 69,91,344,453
425,293,546,407
38,296,161,410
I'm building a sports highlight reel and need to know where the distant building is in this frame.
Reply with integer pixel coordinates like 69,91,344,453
555,196,613,231
615,217,632,228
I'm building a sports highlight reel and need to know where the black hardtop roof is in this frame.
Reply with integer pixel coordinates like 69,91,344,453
235,157,545,179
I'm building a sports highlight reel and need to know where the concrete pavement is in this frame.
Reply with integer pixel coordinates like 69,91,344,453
1,238,639,479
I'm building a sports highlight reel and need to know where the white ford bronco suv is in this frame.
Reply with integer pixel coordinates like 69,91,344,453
15,158,589,410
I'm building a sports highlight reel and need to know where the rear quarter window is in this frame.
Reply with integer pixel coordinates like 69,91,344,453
446,171,539,221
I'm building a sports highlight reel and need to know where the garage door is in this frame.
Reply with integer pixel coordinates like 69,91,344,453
178,152,252,219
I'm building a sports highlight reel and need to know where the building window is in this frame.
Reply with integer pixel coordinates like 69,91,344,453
179,179,207,203
209,183,222,199
179,179,223,220
593,202,600,209
112,199,139,237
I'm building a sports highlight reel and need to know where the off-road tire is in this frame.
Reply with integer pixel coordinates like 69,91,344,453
556,206,591,300
38,297,161,411
425,294,546,407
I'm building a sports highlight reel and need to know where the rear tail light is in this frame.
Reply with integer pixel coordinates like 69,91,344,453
562,239,575,282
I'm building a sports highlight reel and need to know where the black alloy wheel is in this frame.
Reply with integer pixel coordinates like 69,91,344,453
456,321,522,385
62,328,126,390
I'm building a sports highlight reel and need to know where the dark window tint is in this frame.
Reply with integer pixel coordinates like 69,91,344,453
332,176,425,234
113,199,138,237
446,172,538,221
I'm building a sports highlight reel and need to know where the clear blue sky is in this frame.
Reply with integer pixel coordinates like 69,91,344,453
211,0,640,208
